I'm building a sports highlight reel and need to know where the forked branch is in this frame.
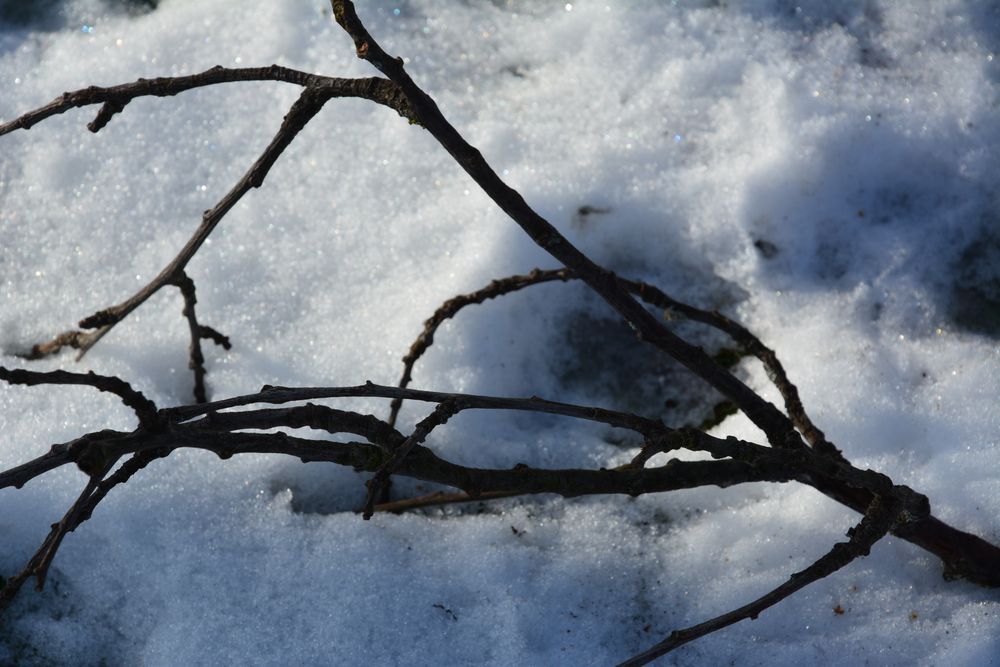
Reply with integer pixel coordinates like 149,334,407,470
7,65,418,401
0,2,997,663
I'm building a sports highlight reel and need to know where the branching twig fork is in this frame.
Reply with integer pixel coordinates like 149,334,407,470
386,268,574,428
6,66,419,401
174,271,232,404
331,0,803,453
0,4,998,661
384,267,844,462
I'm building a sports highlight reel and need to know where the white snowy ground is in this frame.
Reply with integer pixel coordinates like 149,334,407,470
2,0,1000,664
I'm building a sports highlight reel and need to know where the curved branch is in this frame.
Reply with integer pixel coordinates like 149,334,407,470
330,0,802,452
386,268,573,427
0,367,158,426
619,276,845,461
9,66,418,401
386,267,843,463
168,381,663,434
74,85,331,340
0,65,415,137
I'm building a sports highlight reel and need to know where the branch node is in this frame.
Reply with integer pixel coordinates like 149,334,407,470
87,98,126,133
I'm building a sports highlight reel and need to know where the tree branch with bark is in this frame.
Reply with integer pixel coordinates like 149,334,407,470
1,2,998,664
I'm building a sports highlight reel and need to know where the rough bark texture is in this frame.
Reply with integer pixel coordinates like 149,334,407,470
1,2,998,664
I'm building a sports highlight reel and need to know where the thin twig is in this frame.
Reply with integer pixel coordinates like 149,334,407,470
0,448,168,615
20,330,91,360
0,65,415,137
387,268,573,427
331,0,804,453
0,473,105,614
618,495,901,666
168,381,663,434
74,86,330,338
372,490,521,513
0,367,159,427
7,66,417,398
619,276,846,461
363,401,460,518
187,403,406,451
173,272,231,404
388,266,843,462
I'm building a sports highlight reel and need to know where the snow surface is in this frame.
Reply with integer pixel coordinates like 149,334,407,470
2,0,1000,664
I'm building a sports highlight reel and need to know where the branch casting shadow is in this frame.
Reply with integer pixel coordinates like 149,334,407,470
1,2,998,664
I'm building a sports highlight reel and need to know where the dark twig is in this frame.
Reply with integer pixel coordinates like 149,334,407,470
168,382,662,434
381,268,572,505
187,403,406,452
173,272,231,404
0,448,168,615
0,473,105,614
14,84,329,401
619,276,846,462
75,449,170,524
6,66,417,398
169,379,1000,583
619,495,901,666
387,266,843,462
0,65,416,137
0,367,158,427
0,439,76,491
386,268,573,428
331,0,804,454
372,489,521,513
73,85,331,339
363,401,460,518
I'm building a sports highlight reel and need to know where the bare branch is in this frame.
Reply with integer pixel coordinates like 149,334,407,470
387,268,573,427
372,490,520,513
0,473,104,614
73,86,330,340
0,367,158,426
167,381,663,434
11,66,417,402
387,267,842,463
618,276,846,461
0,5,997,659
619,495,901,666
330,0,804,452
363,401,460,518
173,272,231,404
186,403,405,451
0,439,76,491
0,65,415,137
0,447,168,615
